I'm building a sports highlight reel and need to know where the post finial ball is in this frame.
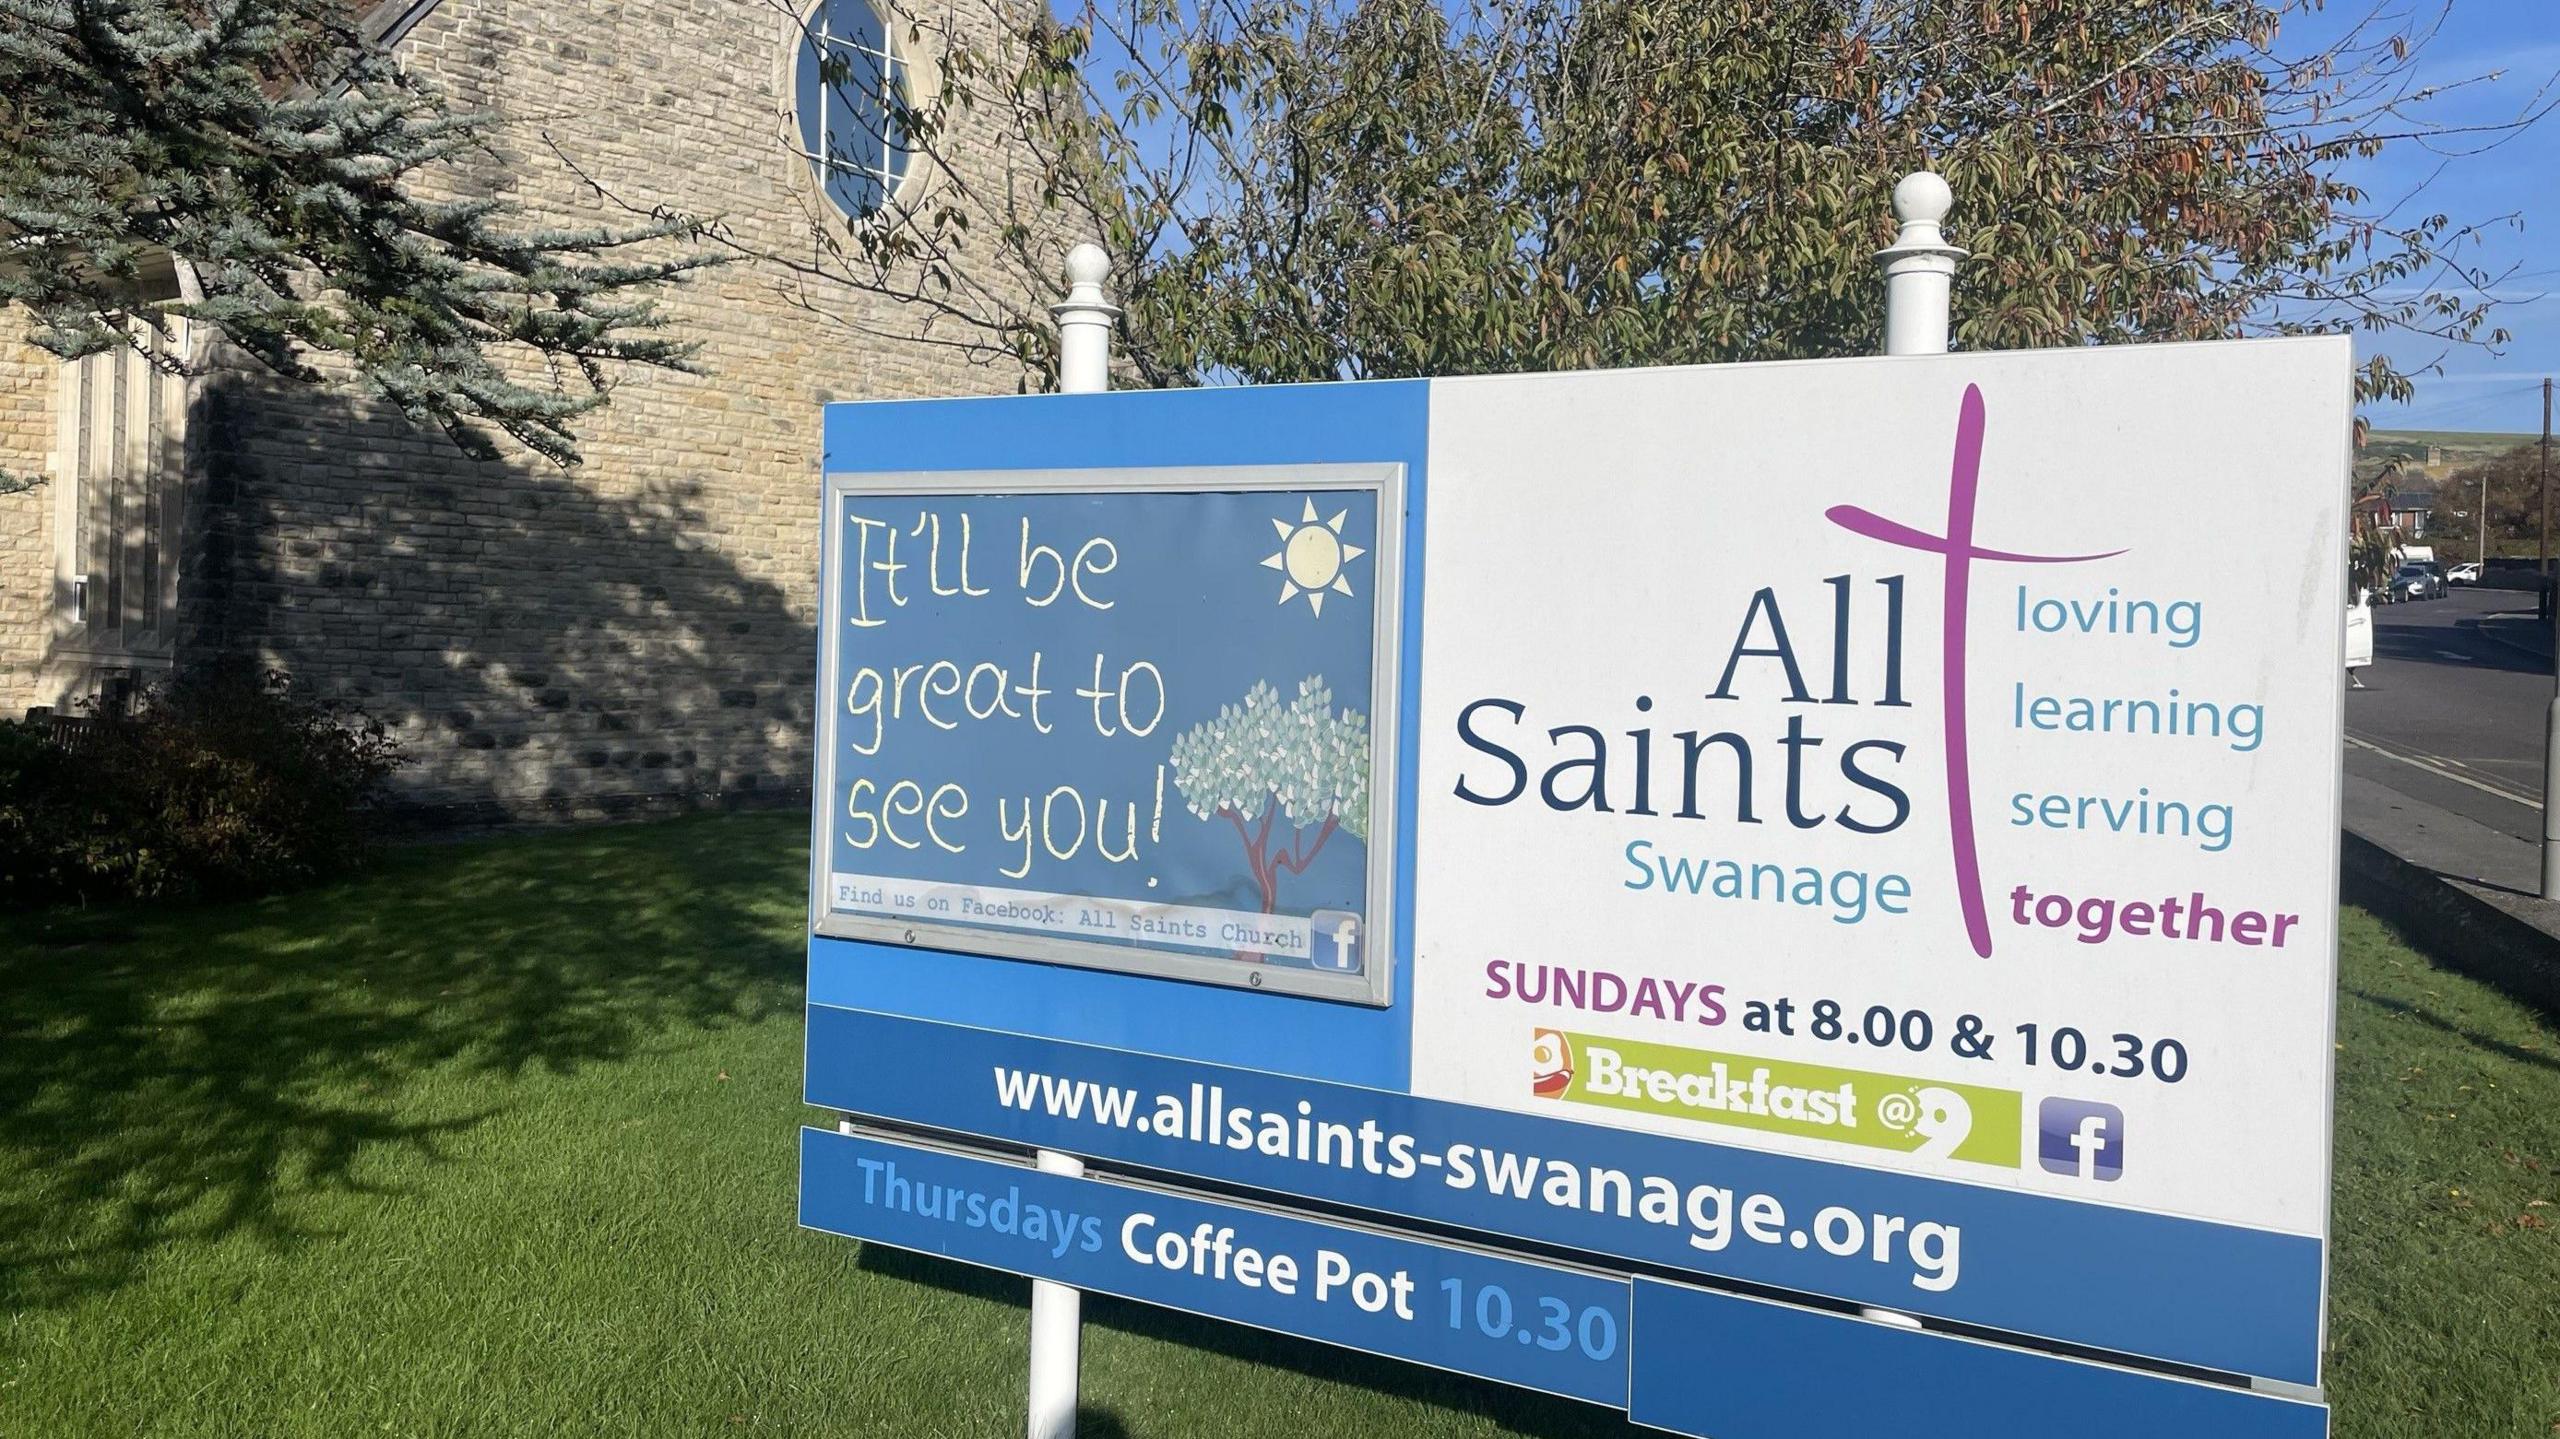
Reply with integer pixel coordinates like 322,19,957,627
1892,171,1953,227
1065,243,1111,289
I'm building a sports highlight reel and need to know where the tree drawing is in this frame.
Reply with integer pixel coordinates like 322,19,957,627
1168,677,1370,917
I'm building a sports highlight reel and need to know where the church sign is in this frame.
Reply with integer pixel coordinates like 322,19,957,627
801,339,2346,1437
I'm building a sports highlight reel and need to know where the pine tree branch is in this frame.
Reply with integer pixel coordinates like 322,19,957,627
0,0,728,468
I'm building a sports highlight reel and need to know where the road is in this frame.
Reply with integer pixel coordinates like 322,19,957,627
2345,586,2554,843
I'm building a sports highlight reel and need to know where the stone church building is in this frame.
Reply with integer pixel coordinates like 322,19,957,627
0,0,1057,820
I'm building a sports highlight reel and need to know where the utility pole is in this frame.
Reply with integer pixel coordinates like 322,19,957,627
2542,378,2558,897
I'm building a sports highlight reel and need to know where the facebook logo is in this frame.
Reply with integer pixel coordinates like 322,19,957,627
2037,1098,2125,1181
1310,910,1363,974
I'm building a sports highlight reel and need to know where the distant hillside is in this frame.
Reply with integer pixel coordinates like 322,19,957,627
2358,429,2539,483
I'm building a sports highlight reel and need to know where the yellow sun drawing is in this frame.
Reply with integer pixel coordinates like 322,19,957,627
1262,498,1366,616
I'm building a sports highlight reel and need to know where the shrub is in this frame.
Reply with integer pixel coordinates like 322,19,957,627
0,667,404,910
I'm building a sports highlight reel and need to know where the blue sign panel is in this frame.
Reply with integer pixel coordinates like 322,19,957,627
812,469,1404,1004
801,1127,1632,1407
1628,1280,2326,1438
805,1005,2324,1385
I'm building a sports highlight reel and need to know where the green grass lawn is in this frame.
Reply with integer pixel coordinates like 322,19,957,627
2,814,2555,1437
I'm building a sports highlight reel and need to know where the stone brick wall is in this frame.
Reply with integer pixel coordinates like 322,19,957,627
0,314,60,717
178,0,1062,820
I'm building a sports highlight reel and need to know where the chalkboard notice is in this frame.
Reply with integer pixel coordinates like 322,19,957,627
811,464,1405,1004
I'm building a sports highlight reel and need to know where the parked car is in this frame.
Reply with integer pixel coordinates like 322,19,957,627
2446,562,2480,585
2389,563,2446,602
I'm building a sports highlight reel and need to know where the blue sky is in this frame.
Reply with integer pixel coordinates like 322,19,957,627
2292,0,2559,432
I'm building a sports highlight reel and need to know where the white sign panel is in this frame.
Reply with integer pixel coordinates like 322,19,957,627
1409,338,2349,1239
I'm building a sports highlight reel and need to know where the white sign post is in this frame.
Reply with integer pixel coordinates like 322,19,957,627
1877,172,1967,358
1860,170,1968,1333
1022,241,1121,1439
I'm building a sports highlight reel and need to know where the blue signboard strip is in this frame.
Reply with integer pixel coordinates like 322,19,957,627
803,1005,2323,1384
800,1126,1632,1408
821,382,1431,478
1627,1279,2326,1439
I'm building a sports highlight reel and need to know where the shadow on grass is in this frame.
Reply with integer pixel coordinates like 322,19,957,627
1074,1408,1134,1439
2344,987,2560,1074
859,1246,1643,1438
2345,901,2560,1027
0,813,806,1313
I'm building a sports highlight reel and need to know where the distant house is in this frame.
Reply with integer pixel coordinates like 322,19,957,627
1,0,1058,821
2385,492,2433,539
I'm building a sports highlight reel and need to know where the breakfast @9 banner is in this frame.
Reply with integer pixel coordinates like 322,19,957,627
800,337,2347,1438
